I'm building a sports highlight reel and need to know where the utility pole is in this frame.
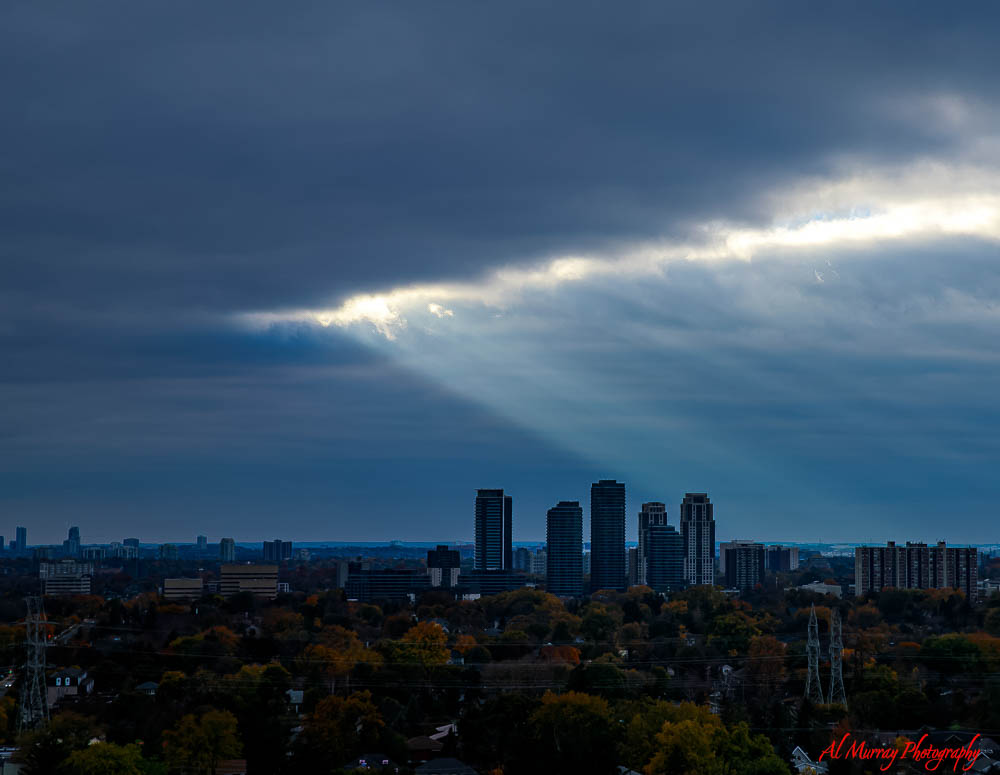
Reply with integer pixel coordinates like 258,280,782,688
804,604,824,704
18,596,49,732
828,608,847,707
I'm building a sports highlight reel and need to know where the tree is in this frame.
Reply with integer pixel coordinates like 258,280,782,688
294,691,384,769
385,621,449,667
529,691,620,774
643,702,787,775
62,742,145,775
708,612,761,654
16,712,101,775
746,635,787,697
986,607,1000,637
163,709,242,775
921,634,982,674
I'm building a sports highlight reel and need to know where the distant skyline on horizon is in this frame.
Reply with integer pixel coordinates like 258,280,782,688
4,4,1000,547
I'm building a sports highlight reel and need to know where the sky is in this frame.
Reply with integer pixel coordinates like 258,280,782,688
3,2,1000,544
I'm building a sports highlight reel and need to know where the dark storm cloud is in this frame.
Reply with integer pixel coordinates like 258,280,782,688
4,2,1000,541
3,1,1000,321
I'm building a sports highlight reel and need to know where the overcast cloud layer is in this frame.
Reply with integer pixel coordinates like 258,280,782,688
3,2,1000,543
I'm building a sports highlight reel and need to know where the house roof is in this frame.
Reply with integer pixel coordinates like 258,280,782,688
136,681,159,690
407,736,444,752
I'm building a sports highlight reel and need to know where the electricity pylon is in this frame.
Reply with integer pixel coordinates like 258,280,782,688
828,608,847,707
18,596,49,732
804,604,824,704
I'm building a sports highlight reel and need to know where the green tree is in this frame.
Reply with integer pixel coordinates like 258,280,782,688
16,712,100,775
921,634,982,674
644,702,787,775
984,607,1000,637
62,742,145,775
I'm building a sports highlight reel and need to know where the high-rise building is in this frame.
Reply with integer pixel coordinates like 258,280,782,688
590,480,626,592
159,544,179,561
263,539,293,563
16,526,27,554
764,545,799,572
64,526,81,557
0,536,5,553
220,537,236,563
427,545,461,588
638,502,668,586
474,489,512,571
646,523,685,593
546,500,583,597
123,537,140,550
856,541,978,601
513,546,532,571
531,548,547,576
196,535,208,554
627,547,640,587
680,493,715,586
720,540,765,590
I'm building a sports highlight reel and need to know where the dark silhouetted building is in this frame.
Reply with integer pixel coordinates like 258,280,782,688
15,526,27,554
646,523,685,593
263,539,293,563
627,547,640,587
513,546,532,571
196,535,208,554
721,540,765,590
764,544,799,572
590,480,626,592
638,502,668,586
546,501,583,597
856,541,978,601
457,570,523,596
346,568,431,602
474,489,512,571
220,537,236,563
427,545,461,588
680,493,715,586
64,526,80,557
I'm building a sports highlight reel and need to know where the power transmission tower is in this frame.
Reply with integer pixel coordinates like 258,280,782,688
804,604,824,704
18,596,49,732
828,608,847,707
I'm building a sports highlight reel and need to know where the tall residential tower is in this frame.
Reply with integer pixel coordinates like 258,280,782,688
546,501,583,597
590,480,626,592
680,493,715,586
474,489,512,571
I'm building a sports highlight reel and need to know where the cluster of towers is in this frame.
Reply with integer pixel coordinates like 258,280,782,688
805,604,847,707
474,483,717,597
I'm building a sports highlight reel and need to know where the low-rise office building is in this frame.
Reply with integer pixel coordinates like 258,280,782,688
220,564,279,600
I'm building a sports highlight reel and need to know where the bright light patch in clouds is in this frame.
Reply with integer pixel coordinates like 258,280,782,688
242,164,1000,339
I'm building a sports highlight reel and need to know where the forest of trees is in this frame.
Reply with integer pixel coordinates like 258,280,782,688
1,555,999,774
